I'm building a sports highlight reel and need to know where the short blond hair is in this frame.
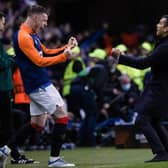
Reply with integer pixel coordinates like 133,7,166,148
27,5,49,16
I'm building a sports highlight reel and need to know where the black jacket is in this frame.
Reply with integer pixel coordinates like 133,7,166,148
71,64,108,105
119,36,168,118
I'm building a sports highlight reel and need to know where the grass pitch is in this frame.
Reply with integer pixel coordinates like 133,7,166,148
7,147,168,168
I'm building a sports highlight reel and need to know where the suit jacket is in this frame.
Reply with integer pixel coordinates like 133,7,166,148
118,36,168,119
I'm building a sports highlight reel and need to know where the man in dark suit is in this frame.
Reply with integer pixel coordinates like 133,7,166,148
111,15,168,162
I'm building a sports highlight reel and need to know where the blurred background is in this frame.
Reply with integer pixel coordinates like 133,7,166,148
2,0,168,32
39,0,168,32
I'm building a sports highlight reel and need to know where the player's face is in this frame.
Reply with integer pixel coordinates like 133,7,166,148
33,13,48,33
0,16,5,32
156,18,168,37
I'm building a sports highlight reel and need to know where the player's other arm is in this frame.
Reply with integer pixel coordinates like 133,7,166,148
18,31,68,67
40,43,68,56
40,36,78,56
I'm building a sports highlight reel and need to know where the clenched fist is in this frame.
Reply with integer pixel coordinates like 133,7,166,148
111,48,122,57
64,47,72,57
68,36,78,49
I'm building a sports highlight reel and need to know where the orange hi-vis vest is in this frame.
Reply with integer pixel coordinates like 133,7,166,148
13,68,30,104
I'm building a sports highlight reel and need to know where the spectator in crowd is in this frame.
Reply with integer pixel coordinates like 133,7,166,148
111,15,168,162
6,45,30,118
95,73,140,132
0,11,14,168
140,41,153,57
87,48,107,67
62,46,85,108
69,64,108,146
116,43,145,90
7,5,77,167
87,48,109,107
87,48,121,124
67,48,109,146
109,73,140,122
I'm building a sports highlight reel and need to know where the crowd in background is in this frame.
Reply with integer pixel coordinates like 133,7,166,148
0,0,156,149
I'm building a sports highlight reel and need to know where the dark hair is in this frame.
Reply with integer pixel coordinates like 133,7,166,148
27,5,49,16
161,15,168,26
0,12,5,20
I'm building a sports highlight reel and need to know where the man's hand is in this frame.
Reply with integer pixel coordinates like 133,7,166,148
111,48,122,57
64,47,72,57
68,36,78,49
107,56,119,72
64,46,80,59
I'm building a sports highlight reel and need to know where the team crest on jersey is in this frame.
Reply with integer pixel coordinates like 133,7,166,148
39,51,43,56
